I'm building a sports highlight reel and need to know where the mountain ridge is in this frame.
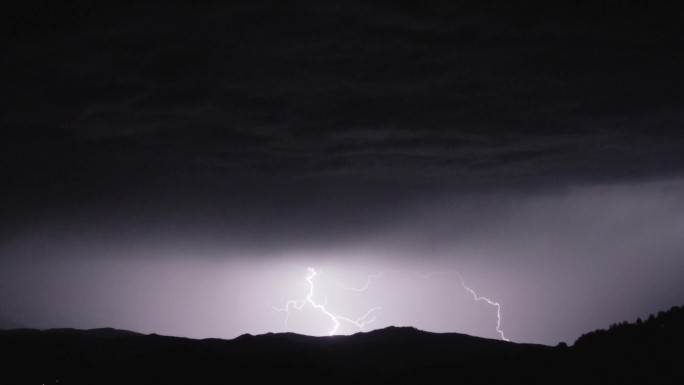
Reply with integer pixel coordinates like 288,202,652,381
0,306,681,385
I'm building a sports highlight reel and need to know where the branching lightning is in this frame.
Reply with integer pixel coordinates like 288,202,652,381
270,267,381,335
271,267,510,341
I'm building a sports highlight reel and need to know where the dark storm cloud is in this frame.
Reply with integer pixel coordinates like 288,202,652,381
1,0,683,251
3,1,684,201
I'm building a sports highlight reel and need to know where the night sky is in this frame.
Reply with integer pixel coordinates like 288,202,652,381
2,1,684,345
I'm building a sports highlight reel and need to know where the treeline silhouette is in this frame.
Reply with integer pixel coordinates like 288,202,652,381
561,305,683,383
0,306,681,385
575,305,684,348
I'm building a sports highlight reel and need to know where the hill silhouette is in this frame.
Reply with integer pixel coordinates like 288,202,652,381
0,306,681,384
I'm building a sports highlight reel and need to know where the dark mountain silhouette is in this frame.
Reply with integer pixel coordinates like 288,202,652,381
1,306,681,385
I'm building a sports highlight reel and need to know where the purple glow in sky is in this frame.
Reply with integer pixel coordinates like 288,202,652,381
1,180,683,345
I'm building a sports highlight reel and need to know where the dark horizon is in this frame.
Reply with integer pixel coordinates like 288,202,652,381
2,0,683,346
2,305,682,384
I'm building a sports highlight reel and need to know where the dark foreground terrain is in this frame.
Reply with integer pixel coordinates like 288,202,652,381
1,306,681,385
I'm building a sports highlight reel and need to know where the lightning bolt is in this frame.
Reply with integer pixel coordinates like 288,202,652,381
337,269,510,342
270,267,381,335
456,273,509,342
271,267,510,341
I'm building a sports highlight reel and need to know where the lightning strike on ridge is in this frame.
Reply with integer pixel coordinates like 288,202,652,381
272,267,510,341
271,267,381,335
337,269,510,342
456,273,510,342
